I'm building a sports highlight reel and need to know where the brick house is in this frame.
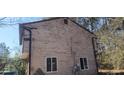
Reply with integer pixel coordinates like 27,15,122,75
19,17,98,75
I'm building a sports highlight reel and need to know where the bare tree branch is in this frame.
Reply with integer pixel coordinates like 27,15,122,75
0,17,7,21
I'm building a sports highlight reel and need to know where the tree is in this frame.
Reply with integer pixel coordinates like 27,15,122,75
12,47,27,75
76,17,124,70
96,17,124,70
0,42,10,63
0,42,10,72
76,17,101,32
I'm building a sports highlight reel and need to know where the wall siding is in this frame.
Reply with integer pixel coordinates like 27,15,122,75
22,18,97,75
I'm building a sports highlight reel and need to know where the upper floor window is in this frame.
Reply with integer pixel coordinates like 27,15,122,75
47,57,57,72
80,58,88,70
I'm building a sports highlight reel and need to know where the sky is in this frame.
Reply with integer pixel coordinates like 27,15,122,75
0,17,42,57
0,24,19,54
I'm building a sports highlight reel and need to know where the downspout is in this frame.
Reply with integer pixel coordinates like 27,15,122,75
22,26,37,75
92,37,98,74
28,29,32,75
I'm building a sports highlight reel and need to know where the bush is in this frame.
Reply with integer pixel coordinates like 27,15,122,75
99,63,114,70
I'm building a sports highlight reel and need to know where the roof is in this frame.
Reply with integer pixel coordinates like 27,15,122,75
19,17,96,45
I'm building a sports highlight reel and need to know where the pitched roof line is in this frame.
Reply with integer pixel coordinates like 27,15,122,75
20,17,95,36
19,17,96,45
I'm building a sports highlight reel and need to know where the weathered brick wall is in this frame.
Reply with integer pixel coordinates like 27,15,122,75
22,18,97,75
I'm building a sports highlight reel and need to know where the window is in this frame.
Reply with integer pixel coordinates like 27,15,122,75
80,58,88,70
47,57,57,72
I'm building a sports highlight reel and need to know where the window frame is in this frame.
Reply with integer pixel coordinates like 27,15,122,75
80,57,89,70
46,57,58,72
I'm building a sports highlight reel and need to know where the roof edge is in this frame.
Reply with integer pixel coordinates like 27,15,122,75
68,18,96,36
19,17,96,44
21,17,96,36
20,17,64,25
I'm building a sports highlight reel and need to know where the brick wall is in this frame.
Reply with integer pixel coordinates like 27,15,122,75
22,18,97,75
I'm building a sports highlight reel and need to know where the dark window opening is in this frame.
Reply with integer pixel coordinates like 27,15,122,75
84,58,88,69
80,58,88,70
47,58,51,72
46,57,57,72
52,58,57,71
80,58,84,69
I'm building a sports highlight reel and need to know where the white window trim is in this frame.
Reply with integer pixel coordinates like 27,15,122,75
80,57,89,71
45,57,58,73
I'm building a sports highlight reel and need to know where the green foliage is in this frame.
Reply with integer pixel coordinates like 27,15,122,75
0,44,27,75
77,17,124,70
12,48,27,75
0,42,10,72
96,18,124,70
13,59,27,75
0,42,10,60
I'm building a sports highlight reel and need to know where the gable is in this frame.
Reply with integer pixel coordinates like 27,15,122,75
19,18,96,45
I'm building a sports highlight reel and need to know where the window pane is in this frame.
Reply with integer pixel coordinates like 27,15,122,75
52,58,57,71
47,58,51,71
80,58,84,69
84,58,88,69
